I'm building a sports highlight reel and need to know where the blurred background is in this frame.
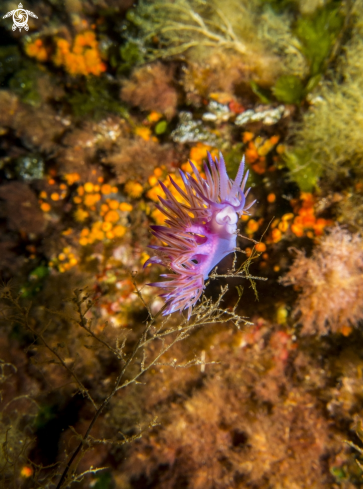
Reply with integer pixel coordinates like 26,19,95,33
1,0,363,488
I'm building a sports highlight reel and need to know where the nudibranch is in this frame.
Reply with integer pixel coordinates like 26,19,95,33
144,152,256,318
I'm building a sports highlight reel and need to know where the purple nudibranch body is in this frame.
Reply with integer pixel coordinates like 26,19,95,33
144,152,256,318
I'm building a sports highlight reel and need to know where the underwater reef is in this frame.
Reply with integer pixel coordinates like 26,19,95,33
1,0,363,488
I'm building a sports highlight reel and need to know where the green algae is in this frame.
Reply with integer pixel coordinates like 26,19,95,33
8,63,42,106
0,45,21,86
119,41,145,72
295,1,343,77
21,265,50,299
224,145,245,180
272,1,345,104
154,120,168,135
250,80,271,104
272,74,305,104
68,76,127,119
284,147,322,192
93,471,113,489
284,0,363,191
0,48,44,106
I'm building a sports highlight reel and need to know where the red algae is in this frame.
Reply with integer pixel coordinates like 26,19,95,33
281,227,363,335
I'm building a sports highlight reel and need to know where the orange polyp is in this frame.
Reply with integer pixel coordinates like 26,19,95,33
255,242,266,252
291,224,304,237
242,131,254,143
278,220,289,232
247,219,259,233
271,228,282,243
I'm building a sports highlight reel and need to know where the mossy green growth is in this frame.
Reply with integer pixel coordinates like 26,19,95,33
250,80,271,104
295,1,344,77
272,75,305,104
21,265,50,299
68,76,127,119
284,0,363,192
93,471,113,489
29,265,49,281
0,45,21,86
126,7,147,28
119,41,145,72
224,145,244,180
110,40,145,74
260,0,298,12
284,147,322,192
9,63,42,106
330,466,347,483
272,1,344,104
34,404,56,430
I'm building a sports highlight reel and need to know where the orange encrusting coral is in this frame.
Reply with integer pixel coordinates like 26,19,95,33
241,191,333,250
135,126,156,142
243,132,280,174
187,142,218,168
263,193,332,244
73,181,130,244
289,192,333,238
125,181,144,199
25,38,48,62
38,172,132,271
53,31,106,76
48,246,78,273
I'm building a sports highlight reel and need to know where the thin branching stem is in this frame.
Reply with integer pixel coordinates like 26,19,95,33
6,299,98,411
74,292,124,361
55,299,169,489
2,251,257,489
